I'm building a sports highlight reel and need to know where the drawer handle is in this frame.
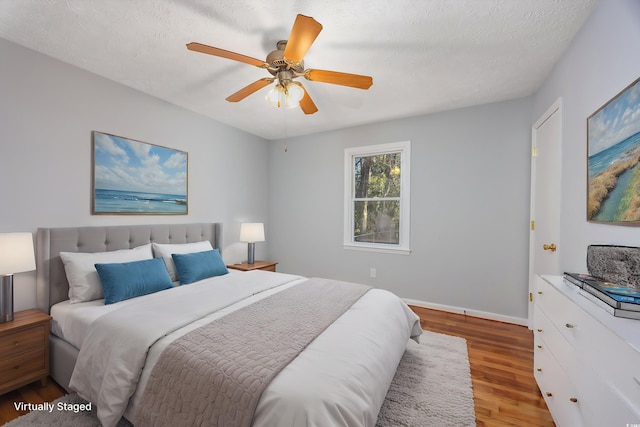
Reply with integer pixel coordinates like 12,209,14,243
538,291,543,295
565,323,575,329
537,345,543,349
536,368,542,372
537,328,543,333
569,397,578,403
545,392,553,397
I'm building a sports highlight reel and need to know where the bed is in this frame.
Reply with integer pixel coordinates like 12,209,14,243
35,223,422,427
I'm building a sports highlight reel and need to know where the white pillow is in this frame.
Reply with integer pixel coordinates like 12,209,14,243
152,241,214,281
60,244,153,303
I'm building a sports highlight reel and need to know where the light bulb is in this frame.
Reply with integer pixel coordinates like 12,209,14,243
266,84,285,107
285,83,304,108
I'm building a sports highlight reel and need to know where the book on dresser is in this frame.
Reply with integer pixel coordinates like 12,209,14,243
577,288,640,320
563,272,640,314
563,272,598,288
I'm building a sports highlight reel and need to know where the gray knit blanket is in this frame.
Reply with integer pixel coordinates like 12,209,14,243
135,278,371,427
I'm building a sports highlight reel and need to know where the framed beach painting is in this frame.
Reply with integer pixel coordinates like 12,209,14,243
92,131,188,215
587,76,640,223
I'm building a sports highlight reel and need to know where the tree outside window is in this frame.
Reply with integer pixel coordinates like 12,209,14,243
344,141,410,253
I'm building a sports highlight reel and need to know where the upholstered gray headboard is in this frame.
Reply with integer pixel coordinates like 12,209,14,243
35,223,221,313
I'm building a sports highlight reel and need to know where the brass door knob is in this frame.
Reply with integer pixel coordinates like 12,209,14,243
543,243,557,252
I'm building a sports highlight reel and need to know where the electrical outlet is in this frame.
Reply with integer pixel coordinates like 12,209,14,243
370,268,377,278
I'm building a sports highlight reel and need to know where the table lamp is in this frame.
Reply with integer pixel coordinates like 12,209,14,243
0,233,36,323
240,223,265,265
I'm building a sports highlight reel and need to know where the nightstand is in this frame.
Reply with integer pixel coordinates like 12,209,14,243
227,261,278,272
0,309,51,395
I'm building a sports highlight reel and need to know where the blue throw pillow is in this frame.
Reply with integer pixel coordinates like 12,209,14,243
171,249,228,285
95,257,173,305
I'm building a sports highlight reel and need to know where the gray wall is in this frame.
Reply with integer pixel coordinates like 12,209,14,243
532,0,640,272
269,98,533,321
0,38,270,311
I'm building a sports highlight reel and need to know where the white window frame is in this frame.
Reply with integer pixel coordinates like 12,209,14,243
343,141,411,254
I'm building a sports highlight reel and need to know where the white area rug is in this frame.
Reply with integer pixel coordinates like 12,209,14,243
376,330,476,427
6,331,475,426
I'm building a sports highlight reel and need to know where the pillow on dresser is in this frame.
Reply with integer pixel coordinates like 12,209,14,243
95,258,173,304
152,241,213,281
171,249,228,285
60,244,153,303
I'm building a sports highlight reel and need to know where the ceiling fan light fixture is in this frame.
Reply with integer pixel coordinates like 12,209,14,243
265,82,304,109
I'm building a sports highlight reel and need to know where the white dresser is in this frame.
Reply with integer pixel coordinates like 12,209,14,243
533,275,640,426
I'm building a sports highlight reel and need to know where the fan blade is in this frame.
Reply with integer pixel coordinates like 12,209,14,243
298,84,318,115
226,78,275,103
186,42,267,68
283,15,323,64
305,69,373,90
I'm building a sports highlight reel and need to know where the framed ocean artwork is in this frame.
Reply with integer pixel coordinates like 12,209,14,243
92,131,188,215
587,76,640,223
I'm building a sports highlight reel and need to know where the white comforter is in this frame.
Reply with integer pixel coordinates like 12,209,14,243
68,271,422,427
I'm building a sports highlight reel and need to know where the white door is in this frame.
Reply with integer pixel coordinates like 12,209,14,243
528,98,563,328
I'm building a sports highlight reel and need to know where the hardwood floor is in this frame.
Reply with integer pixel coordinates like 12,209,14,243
0,378,65,425
412,306,555,427
0,307,554,426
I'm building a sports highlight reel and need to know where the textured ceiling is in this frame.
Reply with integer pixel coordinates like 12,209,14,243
0,0,598,140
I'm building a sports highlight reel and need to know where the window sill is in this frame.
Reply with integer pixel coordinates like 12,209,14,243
343,244,411,255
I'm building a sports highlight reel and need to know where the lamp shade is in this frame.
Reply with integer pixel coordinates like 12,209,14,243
240,223,265,243
0,233,36,275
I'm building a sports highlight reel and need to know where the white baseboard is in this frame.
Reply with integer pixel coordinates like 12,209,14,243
403,298,528,327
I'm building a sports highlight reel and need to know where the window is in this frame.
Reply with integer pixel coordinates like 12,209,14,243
344,141,410,254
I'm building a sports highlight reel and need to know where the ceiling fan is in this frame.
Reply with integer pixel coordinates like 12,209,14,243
186,14,373,115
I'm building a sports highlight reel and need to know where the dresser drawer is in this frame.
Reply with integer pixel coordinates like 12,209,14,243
570,367,640,427
0,349,46,384
534,338,584,427
533,305,574,373
0,324,46,357
535,276,580,345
